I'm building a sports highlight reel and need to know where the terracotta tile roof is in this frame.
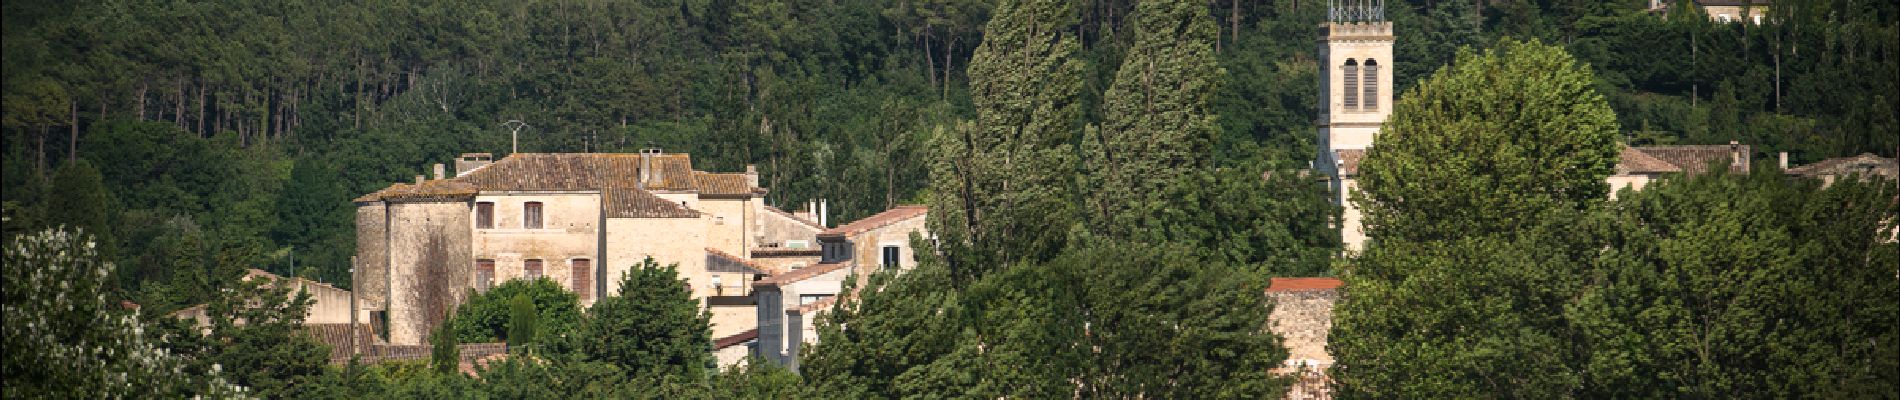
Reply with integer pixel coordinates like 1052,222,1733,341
751,248,822,258
1628,144,1750,175
1335,149,1366,177
456,153,696,192
818,206,928,238
358,179,480,202
1786,153,1898,178
1616,145,1683,174
306,323,381,364
753,262,849,287
763,205,823,229
603,188,700,218
1266,277,1343,292
707,247,781,275
693,172,759,197
714,328,760,350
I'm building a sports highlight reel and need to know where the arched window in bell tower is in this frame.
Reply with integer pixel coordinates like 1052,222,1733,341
1342,59,1360,111
1363,59,1380,111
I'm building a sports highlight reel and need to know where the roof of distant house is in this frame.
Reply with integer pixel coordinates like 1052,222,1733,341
753,262,849,287
1266,277,1343,292
1616,145,1683,174
603,188,700,218
819,205,928,238
762,205,824,229
1786,153,1898,178
1625,144,1751,175
693,172,762,197
789,296,840,315
1334,149,1366,177
707,247,780,275
714,329,760,350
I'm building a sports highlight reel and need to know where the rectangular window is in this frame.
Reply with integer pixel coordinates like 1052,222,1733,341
571,259,592,301
1342,63,1360,111
476,259,495,292
475,202,494,229
1362,63,1380,111
523,202,544,229
800,294,833,305
881,245,901,270
524,259,543,280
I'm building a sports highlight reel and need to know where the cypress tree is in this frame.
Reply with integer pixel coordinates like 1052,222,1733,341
1084,0,1225,242
507,294,537,348
930,0,1087,275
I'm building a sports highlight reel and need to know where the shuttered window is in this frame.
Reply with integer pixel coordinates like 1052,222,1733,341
475,202,494,229
571,259,592,301
1363,60,1380,111
524,259,543,280
1342,60,1360,111
523,202,544,229
476,259,495,292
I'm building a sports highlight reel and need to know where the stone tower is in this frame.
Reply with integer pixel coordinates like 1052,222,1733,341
1316,0,1393,252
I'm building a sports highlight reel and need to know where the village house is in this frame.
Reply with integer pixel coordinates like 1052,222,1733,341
753,205,930,370
1784,153,1899,185
351,150,825,346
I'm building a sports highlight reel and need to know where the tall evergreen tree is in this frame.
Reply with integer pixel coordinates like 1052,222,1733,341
1083,0,1225,243
930,0,1087,277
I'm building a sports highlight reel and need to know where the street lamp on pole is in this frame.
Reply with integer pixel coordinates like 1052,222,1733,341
501,120,530,154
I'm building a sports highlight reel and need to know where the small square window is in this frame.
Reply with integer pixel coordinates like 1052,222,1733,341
881,245,901,269
524,202,544,229
475,202,495,229
524,259,543,280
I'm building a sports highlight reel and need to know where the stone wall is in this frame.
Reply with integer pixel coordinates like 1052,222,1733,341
353,203,388,310
846,214,928,278
1268,288,1339,368
472,193,601,304
386,200,474,345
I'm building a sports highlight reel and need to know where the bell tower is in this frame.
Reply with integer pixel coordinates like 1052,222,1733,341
1316,0,1393,251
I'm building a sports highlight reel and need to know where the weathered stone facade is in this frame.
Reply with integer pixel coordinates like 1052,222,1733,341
1267,277,1343,400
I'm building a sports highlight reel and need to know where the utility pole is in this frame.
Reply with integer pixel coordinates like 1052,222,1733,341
501,120,530,154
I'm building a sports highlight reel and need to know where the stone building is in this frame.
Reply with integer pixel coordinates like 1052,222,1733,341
753,205,929,370
1608,142,1754,197
1785,153,1899,185
1266,277,1343,400
353,150,822,345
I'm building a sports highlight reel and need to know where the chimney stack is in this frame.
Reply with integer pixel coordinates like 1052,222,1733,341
433,164,446,180
1729,141,1744,168
638,148,654,189
819,199,829,227
415,175,425,185
745,164,759,188
1778,152,1789,170
455,153,493,176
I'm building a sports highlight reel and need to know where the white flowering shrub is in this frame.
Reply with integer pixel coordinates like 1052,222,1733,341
2,227,250,399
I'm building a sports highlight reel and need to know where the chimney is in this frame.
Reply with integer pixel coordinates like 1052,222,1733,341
1778,152,1789,170
433,164,446,180
638,148,653,189
415,175,425,185
745,164,759,188
455,153,493,176
819,199,829,227
1729,140,1744,168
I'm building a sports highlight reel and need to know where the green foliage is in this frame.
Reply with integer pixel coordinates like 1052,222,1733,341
507,293,538,348
576,257,712,381
430,321,459,375
1083,0,1224,242
2,227,247,398
185,270,332,397
1570,172,1899,397
44,159,111,247
931,0,1089,276
444,278,581,344
711,359,806,399
1357,38,1621,244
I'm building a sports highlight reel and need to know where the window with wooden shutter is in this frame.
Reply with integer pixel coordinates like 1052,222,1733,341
1363,59,1380,111
523,202,544,229
476,259,495,292
571,259,592,301
476,202,494,229
1342,59,1360,111
524,259,543,280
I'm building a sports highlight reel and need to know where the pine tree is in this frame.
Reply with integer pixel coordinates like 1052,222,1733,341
930,0,1087,276
1084,0,1224,242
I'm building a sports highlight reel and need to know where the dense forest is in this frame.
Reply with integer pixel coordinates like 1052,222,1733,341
5,0,1897,397
4,0,1895,310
